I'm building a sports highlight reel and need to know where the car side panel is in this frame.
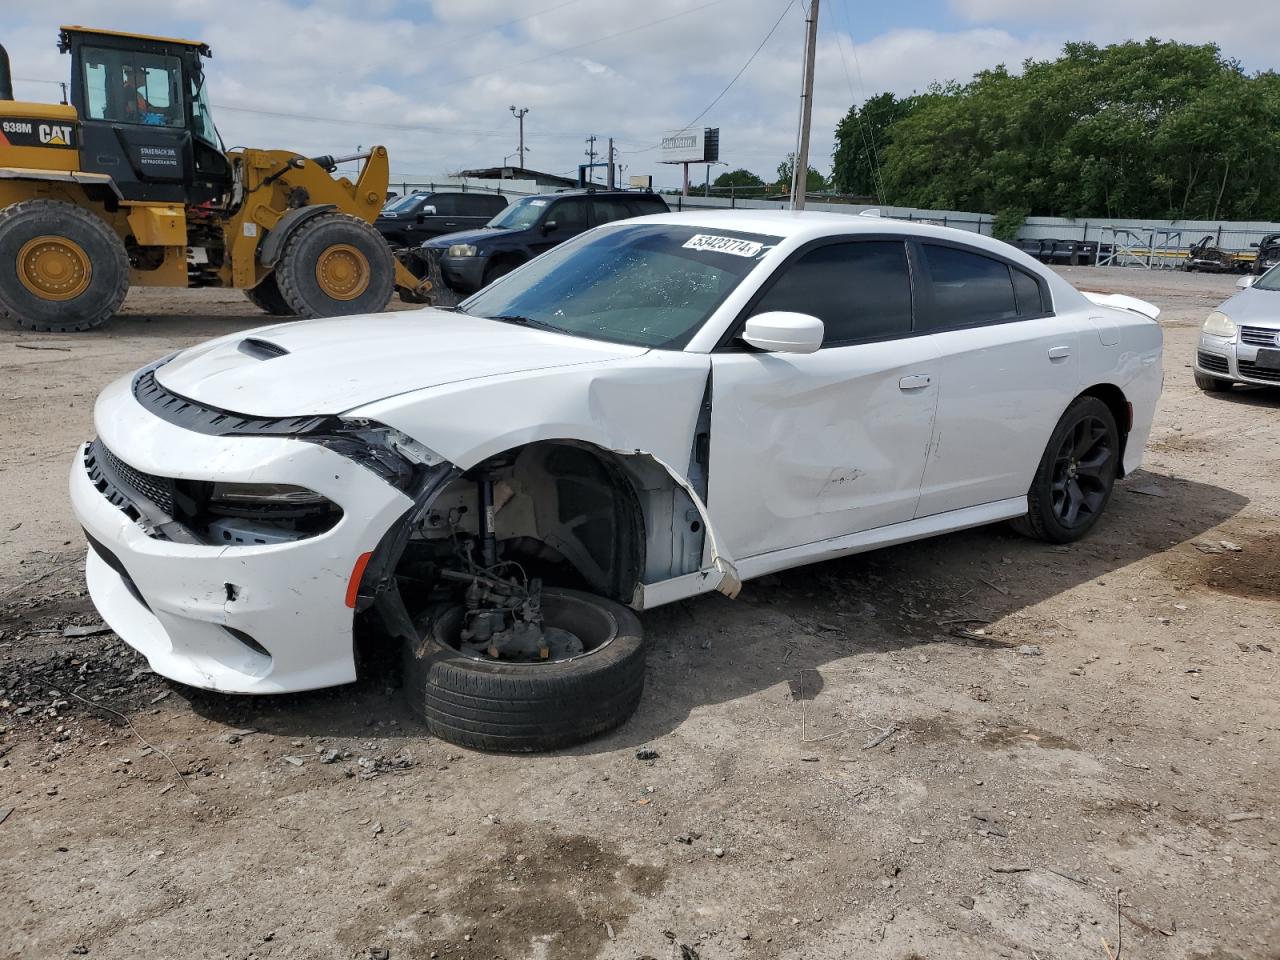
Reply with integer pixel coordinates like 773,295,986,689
1080,307,1163,476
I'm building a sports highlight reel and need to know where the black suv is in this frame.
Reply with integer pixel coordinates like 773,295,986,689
417,189,670,296
375,191,509,248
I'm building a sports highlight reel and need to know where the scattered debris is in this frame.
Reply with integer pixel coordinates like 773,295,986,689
1128,482,1167,498
283,755,306,767
61,623,113,638
1016,644,1043,656
1225,812,1262,823
990,864,1032,873
634,747,659,761
958,895,975,910
862,723,898,751
0,806,12,826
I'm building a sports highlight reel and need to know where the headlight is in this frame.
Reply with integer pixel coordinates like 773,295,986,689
1202,311,1238,338
210,483,330,508
447,244,478,258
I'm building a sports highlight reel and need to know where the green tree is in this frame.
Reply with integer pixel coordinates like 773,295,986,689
836,40,1280,220
775,153,827,194
712,168,766,193
831,91,920,198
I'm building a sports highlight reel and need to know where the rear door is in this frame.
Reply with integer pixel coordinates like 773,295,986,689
708,239,940,559
913,241,1081,517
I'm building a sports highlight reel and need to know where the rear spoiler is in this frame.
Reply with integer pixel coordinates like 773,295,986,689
1081,291,1161,321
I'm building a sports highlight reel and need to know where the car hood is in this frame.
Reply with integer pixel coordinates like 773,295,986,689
1222,287,1280,326
153,310,648,418
422,226,514,249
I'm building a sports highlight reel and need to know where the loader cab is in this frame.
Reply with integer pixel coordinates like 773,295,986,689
60,26,232,205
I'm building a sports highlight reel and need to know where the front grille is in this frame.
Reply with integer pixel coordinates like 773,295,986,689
85,437,175,519
1197,351,1230,374
1238,359,1280,383
1240,325,1280,347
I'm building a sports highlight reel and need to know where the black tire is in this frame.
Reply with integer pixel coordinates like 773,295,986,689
403,588,645,752
482,257,520,287
0,199,129,332
1012,396,1120,544
1194,370,1233,392
243,273,295,316
274,213,394,317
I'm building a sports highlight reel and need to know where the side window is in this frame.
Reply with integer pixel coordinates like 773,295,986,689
427,195,462,216
549,198,589,231
81,46,183,127
1011,266,1046,316
462,195,500,216
918,243,1018,330
751,241,912,346
631,196,668,216
591,198,632,225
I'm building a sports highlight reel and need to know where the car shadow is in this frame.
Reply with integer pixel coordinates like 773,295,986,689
1202,383,1280,407
181,467,1248,754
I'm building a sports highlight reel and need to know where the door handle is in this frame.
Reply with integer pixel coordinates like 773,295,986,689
899,374,932,390
444,221,458,226
1047,345,1072,360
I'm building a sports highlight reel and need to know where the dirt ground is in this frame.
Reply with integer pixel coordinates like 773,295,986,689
1,271,1277,960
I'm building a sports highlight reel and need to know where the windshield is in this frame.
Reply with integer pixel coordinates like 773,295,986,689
487,196,549,229
1254,263,1280,291
383,194,425,214
459,223,781,349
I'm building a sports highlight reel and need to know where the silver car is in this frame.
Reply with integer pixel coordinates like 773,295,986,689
1195,267,1280,390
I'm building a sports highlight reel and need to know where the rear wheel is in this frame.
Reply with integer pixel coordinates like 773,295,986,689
0,200,129,332
1013,396,1119,544
403,587,646,752
1194,370,1233,392
243,273,294,316
274,213,394,317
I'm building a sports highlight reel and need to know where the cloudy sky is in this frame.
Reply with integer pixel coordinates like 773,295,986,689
3,1,1277,192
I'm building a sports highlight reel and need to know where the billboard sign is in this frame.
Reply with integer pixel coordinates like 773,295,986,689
661,128,705,164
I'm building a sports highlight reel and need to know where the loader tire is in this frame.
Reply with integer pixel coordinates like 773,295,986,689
243,273,294,316
274,213,394,318
0,200,129,333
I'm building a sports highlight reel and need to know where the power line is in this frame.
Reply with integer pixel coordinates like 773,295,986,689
625,0,795,154
833,0,886,202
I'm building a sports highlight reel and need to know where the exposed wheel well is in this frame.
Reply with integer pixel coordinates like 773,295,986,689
1077,383,1130,475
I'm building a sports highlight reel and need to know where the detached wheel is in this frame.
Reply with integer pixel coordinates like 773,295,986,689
243,273,294,316
1194,370,1233,393
404,588,646,752
1013,396,1119,544
0,199,129,332
274,213,394,317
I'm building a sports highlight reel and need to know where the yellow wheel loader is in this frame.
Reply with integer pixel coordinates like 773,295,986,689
0,26,427,333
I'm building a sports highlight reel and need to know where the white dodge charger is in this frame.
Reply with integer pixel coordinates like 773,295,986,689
69,211,1163,751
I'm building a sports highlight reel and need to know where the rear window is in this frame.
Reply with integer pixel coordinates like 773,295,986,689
629,195,668,215
918,243,1018,330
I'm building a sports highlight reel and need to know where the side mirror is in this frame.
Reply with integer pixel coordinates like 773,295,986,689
1251,242,1260,248
542,219,558,233
741,311,824,354
419,205,436,217
1237,275,1257,289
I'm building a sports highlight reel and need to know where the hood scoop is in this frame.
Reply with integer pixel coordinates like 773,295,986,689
237,337,290,360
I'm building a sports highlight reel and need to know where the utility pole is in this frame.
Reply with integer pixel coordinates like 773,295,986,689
509,105,529,169
584,135,598,184
607,138,615,189
790,0,819,211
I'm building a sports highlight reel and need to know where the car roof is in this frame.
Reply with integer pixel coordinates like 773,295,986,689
628,209,1039,258
523,189,662,200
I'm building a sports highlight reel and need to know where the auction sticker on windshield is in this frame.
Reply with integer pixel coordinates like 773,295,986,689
682,234,765,257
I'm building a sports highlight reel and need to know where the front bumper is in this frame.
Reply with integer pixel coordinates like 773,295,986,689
68,373,413,694
428,250,488,294
1196,330,1280,386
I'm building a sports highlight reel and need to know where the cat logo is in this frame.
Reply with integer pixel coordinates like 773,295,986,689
38,124,74,146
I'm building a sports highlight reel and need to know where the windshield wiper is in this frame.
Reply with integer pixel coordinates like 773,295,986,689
487,314,562,332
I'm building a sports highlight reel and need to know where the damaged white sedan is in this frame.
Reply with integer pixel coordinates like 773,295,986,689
69,211,1162,750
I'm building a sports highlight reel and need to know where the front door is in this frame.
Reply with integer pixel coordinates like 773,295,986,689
708,239,940,559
